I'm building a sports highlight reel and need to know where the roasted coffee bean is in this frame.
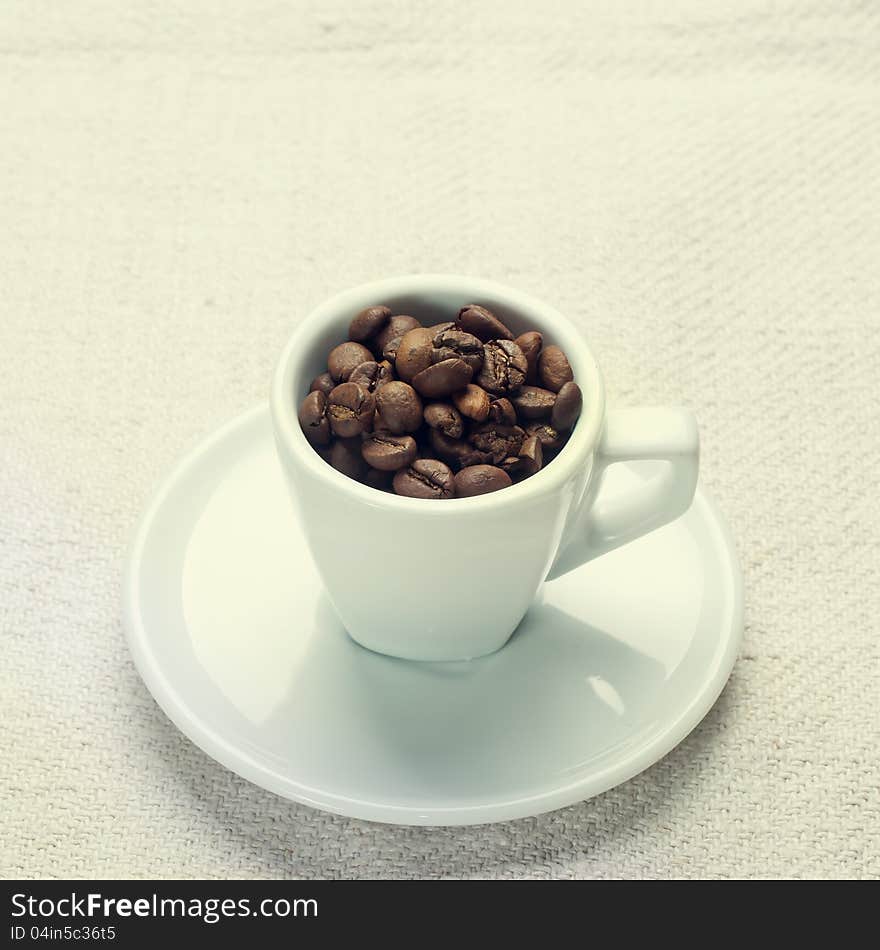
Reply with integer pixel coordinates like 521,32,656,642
362,432,418,471
309,372,335,397
327,382,375,437
424,402,464,439
381,337,404,363
364,467,395,492
431,327,484,372
517,434,543,476
488,397,517,426
456,304,514,342
453,384,491,422
348,360,394,393
511,385,556,420
427,435,454,465
526,422,564,450
394,327,435,382
454,465,512,497
298,390,331,446
429,429,492,469
516,331,543,385
301,302,580,497
499,435,542,478
328,342,374,382
393,459,456,499
551,381,582,431
411,358,473,398
428,428,468,464
538,344,573,393
374,381,423,434
476,339,528,395
379,335,414,364
375,314,421,360
329,437,369,481
349,305,392,343
370,313,421,359
469,423,525,464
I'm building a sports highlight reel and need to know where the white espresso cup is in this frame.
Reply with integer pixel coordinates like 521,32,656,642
271,275,698,662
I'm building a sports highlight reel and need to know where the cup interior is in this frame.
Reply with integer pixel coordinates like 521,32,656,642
273,275,605,507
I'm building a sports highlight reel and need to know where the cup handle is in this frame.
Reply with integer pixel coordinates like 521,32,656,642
546,407,699,580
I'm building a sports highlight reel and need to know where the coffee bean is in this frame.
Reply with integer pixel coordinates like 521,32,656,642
329,437,369,481
511,385,556,420
454,465,512,497
551,381,582,431
349,305,392,343
476,339,528,395
453,384,491,422
517,434,543,475
488,397,517,426
499,435,542,479
538,344,573,393
515,331,543,385
393,459,456,499
428,427,461,461
375,381,423,434
298,390,331,446
423,402,464,439
431,327,484,372
309,372,335,396
381,336,404,363
456,304,514,342
300,302,580,498
469,423,525,464
362,432,418,471
526,422,564,450
327,382,375,437
328,342,374,382
411,358,473,398
429,429,492,469
394,327,435,382
348,360,394,393
375,315,421,360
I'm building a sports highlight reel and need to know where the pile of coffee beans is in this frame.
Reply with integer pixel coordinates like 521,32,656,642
298,304,582,498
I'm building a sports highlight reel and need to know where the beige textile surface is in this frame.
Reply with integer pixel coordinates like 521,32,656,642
2,1,879,879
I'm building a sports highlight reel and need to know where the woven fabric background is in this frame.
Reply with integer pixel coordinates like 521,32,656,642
2,0,878,879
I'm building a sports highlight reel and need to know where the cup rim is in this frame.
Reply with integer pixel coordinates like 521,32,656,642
271,274,606,514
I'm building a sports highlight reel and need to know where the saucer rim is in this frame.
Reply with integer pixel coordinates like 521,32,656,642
123,404,743,826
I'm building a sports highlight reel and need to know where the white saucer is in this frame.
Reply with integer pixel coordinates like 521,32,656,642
124,406,742,826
